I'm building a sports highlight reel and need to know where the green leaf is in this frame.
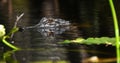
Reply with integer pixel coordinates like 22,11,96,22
61,37,116,46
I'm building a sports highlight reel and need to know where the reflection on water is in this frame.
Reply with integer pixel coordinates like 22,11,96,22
0,45,116,63
18,17,70,63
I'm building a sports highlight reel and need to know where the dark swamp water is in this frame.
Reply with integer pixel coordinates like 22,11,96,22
0,0,120,63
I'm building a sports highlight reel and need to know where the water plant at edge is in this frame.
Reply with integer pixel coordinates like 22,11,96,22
109,0,120,63
61,0,120,63
0,13,24,51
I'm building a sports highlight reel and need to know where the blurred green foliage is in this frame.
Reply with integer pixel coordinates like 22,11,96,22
61,37,116,46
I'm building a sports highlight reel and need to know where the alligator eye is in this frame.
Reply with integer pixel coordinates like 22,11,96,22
18,27,25,32
47,18,54,23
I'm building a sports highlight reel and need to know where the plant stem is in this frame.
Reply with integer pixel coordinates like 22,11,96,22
2,36,21,50
2,13,24,50
108,0,120,63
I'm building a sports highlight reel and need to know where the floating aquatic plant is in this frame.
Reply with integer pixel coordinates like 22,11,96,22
60,37,115,45
61,0,120,62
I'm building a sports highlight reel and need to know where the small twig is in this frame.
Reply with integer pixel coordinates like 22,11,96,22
14,13,24,28
10,13,24,38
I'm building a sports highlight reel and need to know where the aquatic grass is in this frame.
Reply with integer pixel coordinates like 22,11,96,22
108,0,120,63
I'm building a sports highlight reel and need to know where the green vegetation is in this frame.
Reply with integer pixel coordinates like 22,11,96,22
0,13,24,50
0,24,20,50
109,0,120,63
60,37,116,46
3,50,19,63
30,60,69,63
0,61,6,63
2,36,20,50
61,0,120,63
